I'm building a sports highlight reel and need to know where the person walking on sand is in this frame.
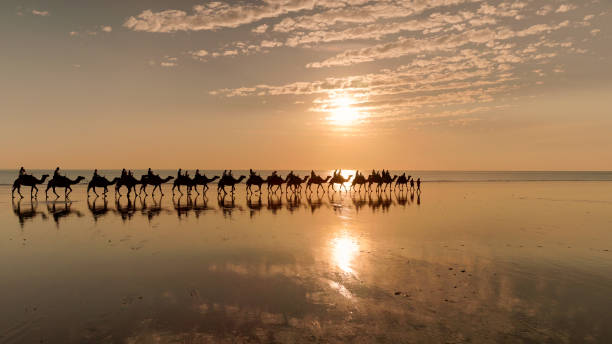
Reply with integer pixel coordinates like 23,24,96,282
416,178,421,191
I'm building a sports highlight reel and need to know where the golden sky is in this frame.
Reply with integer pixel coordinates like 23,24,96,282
1,0,611,169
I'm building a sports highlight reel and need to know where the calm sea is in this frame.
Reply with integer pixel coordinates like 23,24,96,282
2,169,612,185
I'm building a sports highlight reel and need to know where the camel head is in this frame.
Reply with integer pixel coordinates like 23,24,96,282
110,177,121,184
392,175,398,182
164,176,175,182
324,175,331,182
346,175,353,182
75,176,86,183
237,175,246,182
40,174,50,182
211,175,219,181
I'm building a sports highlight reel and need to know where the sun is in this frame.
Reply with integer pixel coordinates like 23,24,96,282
327,96,360,126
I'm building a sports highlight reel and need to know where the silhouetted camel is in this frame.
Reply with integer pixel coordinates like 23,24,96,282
140,175,174,195
88,176,120,196
328,174,353,192
350,173,368,192
46,175,85,198
306,175,331,193
265,174,286,193
382,174,398,191
115,174,141,197
192,174,219,194
286,175,309,193
12,174,49,198
172,174,195,195
218,175,246,194
394,173,411,191
246,174,266,194
366,172,382,192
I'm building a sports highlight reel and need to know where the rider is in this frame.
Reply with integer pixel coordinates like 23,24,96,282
121,169,127,178
228,170,234,178
53,167,61,178
249,169,257,177
310,170,316,179
271,170,278,178
195,169,202,177
93,169,100,179
147,168,155,178
19,166,26,177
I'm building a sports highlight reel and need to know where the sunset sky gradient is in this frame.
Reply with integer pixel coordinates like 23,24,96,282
1,0,611,170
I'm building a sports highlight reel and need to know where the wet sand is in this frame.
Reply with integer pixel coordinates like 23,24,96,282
1,182,611,343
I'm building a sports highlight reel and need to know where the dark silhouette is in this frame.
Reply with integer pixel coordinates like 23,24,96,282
285,174,309,193
246,169,266,194
192,171,219,194
46,174,85,198
140,174,174,195
46,200,83,226
328,172,353,192
218,174,246,194
12,173,49,198
265,173,286,194
350,171,368,192
172,170,195,195
394,173,411,191
306,174,331,193
115,173,141,197
87,171,120,196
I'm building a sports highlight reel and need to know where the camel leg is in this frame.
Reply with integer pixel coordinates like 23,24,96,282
53,187,59,198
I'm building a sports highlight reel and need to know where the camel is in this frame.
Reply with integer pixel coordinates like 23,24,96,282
381,174,398,191
12,174,49,198
217,175,246,194
140,175,174,195
328,174,353,193
350,172,368,192
46,175,85,198
246,174,266,194
88,176,120,196
306,175,331,193
286,175,309,193
115,174,141,196
394,173,411,191
172,175,195,195
265,174,286,193
192,174,219,194
366,172,383,192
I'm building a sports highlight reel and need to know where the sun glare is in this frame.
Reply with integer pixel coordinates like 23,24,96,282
327,96,360,126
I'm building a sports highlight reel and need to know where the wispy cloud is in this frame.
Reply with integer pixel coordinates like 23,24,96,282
31,10,49,17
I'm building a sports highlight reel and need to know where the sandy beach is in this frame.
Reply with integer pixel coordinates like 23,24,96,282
1,180,611,343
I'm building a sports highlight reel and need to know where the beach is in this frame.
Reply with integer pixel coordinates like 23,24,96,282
1,178,611,343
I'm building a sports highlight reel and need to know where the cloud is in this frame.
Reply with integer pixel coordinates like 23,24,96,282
252,24,269,33
101,26,112,33
124,0,327,33
32,10,49,16
69,31,79,37
556,4,577,13
160,62,177,67
306,21,571,68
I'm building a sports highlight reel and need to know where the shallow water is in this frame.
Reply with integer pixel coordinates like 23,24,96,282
1,182,611,343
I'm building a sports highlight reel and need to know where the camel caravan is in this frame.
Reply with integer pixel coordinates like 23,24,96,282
11,167,422,198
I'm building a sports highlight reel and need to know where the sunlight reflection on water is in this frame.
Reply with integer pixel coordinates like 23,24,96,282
330,230,360,275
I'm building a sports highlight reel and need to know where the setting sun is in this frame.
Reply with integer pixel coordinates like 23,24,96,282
327,96,360,126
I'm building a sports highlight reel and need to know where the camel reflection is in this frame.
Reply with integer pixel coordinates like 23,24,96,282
47,200,82,226
192,194,212,218
368,192,394,213
217,193,242,217
12,198,47,228
285,193,302,213
351,193,368,213
266,193,283,215
87,196,110,222
115,195,137,222
173,194,193,220
140,194,167,221
246,194,263,218
305,194,326,214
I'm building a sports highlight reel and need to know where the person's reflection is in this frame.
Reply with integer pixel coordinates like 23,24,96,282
115,194,137,222
417,192,421,206
87,195,109,222
266,193,283,215
47,199,82,226
285,192,302,213
173,194,193,220
305,193,326,214
12,198,47,228
246,193,263,218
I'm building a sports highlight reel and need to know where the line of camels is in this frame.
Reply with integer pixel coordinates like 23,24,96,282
11,169,422,199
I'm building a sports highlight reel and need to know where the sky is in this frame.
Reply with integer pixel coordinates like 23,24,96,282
1,0,611,170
